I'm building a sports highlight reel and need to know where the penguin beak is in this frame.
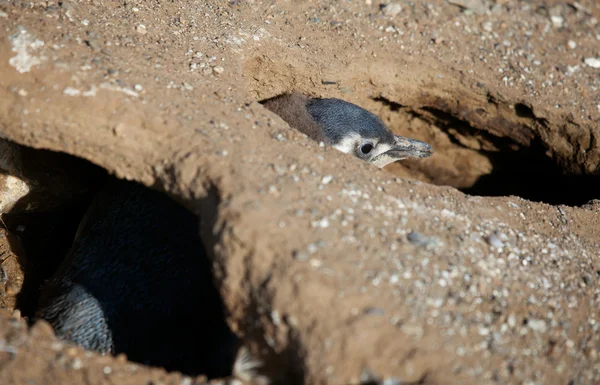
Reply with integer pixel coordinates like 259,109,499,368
386,135,433,160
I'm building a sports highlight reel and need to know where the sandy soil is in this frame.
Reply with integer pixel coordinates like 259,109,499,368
0,0,599,384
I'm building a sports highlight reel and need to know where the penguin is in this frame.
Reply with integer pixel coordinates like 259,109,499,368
34,177,238,378
262,92,433,167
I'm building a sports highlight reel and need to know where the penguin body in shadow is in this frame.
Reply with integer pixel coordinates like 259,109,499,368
35,178,237,377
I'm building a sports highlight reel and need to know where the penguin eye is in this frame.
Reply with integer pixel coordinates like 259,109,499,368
360,143,374,154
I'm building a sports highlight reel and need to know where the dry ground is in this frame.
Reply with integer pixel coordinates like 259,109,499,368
0,1,599,384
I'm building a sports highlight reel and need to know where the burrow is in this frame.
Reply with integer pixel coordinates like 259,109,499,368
259,89,599,207
0,140,301,384
369,95,599,206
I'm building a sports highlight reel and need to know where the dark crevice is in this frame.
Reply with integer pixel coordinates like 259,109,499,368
372,96,598,206
513,102,549,128
514,103,535,119
371,96,406,112
421,105,599,206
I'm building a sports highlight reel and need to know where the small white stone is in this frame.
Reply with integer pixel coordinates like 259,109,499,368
584,57,600,68
134,84,143,91
50,342,63,351
550,15,564,28
485,233,504,249
309,259,323,268
321,175,333,185
481,21,493,32
72,358,83,370
567,40,577,49
63,87,81,96
508,315,516,328
382,3,402,16
270,310,281,325
528,319,548,333
136,24,147,34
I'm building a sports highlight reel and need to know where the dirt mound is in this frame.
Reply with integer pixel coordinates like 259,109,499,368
0,1,599,384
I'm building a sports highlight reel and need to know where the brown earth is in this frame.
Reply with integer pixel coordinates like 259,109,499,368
0,0,599,384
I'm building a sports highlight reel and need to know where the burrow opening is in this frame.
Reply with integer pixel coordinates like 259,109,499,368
372,97,600,207
0,141,240,379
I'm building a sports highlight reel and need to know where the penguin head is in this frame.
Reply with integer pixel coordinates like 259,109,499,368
306,97,433,167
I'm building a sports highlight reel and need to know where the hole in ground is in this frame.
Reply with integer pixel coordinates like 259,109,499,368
0,142,240,379
372,97,600,206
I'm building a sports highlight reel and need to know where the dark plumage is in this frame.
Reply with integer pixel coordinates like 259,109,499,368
35,178,238,378
306,97,395,145
262,92,433,167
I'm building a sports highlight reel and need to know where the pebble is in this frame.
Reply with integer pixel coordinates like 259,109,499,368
363,307,385,316
72,358,83,370
448,0,487,14
481,21,493,32
383,379,402,385
309,258,323,268
63,87,81,96
527,319,548,333
550,15,564,28
381,3,402,17
85,39,101,52
401,324,424,339
584,58,600,69
136,24,147,34
312,217,329,228
213,66,225,75
292,250,309,261
484,232,504,248
51,341,64,351
321,175,333,185
407,231,436,247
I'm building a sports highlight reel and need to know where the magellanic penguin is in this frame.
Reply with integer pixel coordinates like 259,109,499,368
34,178,239,378
262,92,433,167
